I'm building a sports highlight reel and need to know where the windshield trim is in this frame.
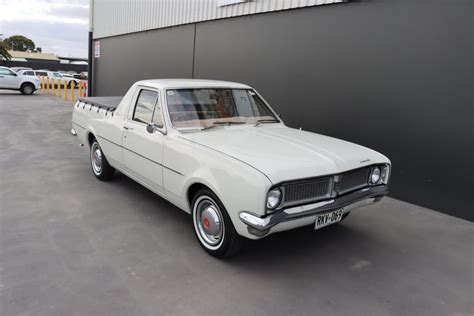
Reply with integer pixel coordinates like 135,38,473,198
163,87,281,131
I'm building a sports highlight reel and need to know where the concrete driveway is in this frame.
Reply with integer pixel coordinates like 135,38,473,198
0,91,472,316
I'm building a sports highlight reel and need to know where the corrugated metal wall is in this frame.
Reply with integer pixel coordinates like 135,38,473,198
92,0,345,39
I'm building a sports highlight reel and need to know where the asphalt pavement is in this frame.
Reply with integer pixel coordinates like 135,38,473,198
0,91,472,316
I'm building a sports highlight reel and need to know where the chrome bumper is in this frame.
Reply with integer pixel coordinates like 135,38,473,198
239,185,389,237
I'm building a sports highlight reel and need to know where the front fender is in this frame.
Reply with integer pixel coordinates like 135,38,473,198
164,136,273,239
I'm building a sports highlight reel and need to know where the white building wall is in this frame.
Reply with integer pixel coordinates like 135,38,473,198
92,0,346,38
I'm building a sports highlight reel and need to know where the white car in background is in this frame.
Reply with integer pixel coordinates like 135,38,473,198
10,67,33,73
19,70,80,88
0,66,40,95
72,79,391,257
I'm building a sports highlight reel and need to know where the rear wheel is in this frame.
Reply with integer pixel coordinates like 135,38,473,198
20,83,34,95
90,139,115,180
192,188,243,258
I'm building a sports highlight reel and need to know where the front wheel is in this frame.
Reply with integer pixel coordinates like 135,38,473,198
20,83,34,95
192,189,243,258
90,139,115,180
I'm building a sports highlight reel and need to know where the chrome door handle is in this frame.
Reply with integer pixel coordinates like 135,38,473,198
123,126,133,130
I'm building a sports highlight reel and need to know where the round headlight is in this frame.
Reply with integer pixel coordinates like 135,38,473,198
266,188,282,210
381,165,388,183
371,167,381,184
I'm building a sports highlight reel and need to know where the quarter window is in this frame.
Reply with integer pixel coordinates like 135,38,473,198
133,89,158,124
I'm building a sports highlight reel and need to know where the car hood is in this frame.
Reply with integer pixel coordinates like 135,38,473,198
179,125,389,184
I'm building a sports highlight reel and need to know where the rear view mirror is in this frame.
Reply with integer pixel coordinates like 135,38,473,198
146,123,155,133
146,123,166,135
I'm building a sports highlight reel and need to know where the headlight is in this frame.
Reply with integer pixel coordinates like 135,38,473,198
266,188,282,210
370,167,381,184
381,164,390,184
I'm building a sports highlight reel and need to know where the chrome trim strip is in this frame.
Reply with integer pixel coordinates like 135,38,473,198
283,199,335,215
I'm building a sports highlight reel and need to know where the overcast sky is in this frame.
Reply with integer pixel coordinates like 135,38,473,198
0,0,89,57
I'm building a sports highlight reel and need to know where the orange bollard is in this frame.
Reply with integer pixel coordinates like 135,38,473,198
40,77,44,93
49,78,53,95
56,79,60,97
63,79,67,101
71,81,75,101
78,80,83,99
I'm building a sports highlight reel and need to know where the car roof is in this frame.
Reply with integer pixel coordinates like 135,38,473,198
135,79,252,90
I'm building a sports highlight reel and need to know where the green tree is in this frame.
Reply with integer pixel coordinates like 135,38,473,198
0,40,12,61
4,35,36,52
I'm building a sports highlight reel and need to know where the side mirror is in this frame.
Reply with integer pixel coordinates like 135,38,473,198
146,123,155,133
278,113,282,119
146,123,166,135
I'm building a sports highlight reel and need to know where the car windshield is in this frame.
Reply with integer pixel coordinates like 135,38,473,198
166,88,279,129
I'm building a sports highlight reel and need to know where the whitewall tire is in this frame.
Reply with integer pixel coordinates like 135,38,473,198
90,139,115,180
192,188,243,258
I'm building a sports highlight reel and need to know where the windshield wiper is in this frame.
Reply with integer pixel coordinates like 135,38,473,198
212,121,246,126
198,121,245,131
199,124,218,131
254,119,280,126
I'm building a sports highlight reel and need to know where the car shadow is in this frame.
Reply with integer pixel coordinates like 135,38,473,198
0,91,41,96
108,171,384,266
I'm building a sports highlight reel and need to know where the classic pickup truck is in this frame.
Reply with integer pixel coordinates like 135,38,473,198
72,79,390,257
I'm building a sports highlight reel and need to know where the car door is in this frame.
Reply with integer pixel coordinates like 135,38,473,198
0,68,20,89
122,87,166,194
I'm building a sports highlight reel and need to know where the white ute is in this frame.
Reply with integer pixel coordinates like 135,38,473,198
0,66,41,95
72,79,391,257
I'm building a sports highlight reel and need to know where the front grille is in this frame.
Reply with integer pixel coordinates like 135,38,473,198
284,178,331,203
339,167,370,193
277,167,374,209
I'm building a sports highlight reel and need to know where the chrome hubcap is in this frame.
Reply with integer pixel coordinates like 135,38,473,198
24,86,32,94
194,197,224,248
91,143,103,174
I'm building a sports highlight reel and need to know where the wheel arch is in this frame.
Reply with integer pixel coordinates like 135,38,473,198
20,81,35,89
87,132,96,146
86,130,99,147
186,182,219,211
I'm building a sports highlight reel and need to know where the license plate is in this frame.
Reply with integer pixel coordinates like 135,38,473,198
315,209,344,230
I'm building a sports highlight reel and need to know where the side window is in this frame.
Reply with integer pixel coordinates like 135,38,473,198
152,98,163,126
133,89,158,124
0,68,15,76
36,71,47,76
25,71,35,76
